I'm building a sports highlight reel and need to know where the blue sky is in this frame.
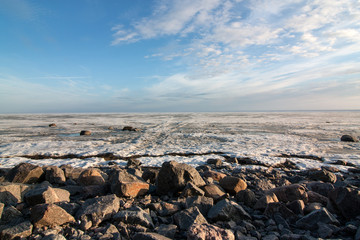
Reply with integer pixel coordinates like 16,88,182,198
1,0,360,113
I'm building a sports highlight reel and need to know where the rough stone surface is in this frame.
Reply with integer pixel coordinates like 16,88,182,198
173,206,208,230
203,170,227,181
254,193,279,210
308,169,337,183
328,187,360,218
111,169,149,198
0,220,33,240
235,189,257,207
156,224,177,239
185,196,214,216
286,200,305,215
202,184,226,200
156,161,206,195
296,207,339,230
266,184,308,203
181,182,205,197
208,199,251,222
44,166,66,185
206,158,223,167
219,176,247,194
42,234,67,240
132,232,172,240
31,204,75,228
75,194,120,230
0,202,4,218
0,182,30,205
24,186,70,206
188,223,235,240
306,181,335,197
6,163,44,184
77,168,106,186
114,206,154,229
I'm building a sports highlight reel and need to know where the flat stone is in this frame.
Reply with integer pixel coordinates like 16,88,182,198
156,161,205,195
173,206,207,230
296,207,339,230
208,199,251,222
6,163,44,184
202,184,226,200
188,223,235,240
24,186,70,206
219,176,247,194
0,221,33,240
31,203,75,228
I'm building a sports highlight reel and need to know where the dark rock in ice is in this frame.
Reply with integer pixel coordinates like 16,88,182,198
122,126,140,131
49,123,57,127
206,158,223,167
80,130,91,135
156,161,205,195
340,134,358,142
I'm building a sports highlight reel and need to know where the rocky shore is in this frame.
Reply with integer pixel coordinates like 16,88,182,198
0,156,359,240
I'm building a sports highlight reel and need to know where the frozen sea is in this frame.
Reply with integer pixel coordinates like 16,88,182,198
0,112,359,171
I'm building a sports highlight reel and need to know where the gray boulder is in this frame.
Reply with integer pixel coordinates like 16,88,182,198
188,223,235,240
208,199,251,222
0,182,31,205
44,166,66,185
156,161,205,195
132,232,171,240
296,207,339,230
328,186,360,218
173,206,208,230
0,221,33,240
6,163,44,184
114,206,154,229
24,186,70,206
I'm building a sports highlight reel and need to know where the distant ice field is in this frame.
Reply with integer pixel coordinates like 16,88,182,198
0,112,359,170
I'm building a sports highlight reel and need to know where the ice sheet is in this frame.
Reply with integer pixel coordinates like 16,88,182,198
0,112,359,170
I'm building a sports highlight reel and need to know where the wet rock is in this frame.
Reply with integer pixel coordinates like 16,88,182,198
31,203,75,228
111,169,149,198
207,158,223,167
49,123,57,127
266,184,308,203
185,196,214,216
202,184,226,200
0,182,30,205
203,170,227,181
156,224,177,239
340,134,358,142
181,182,205,197
219,176,247,195
76,194,120,230
44,166,66,185
132,232,171,240
24,186,70,206
328,186,360,218
296,207,339,230
235,189,257,207
114,206,154,229
6,163,44,184
173,206,207,230
308,169,337,183
208,199,251,222
77,168,106,186
80,130,91,136
0,220,33,240
254,193,279,210
156,161,205,195
188,223,235,240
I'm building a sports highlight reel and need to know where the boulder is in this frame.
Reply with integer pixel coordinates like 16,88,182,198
156,224,177,239
80,130,91,136
75,194,120,230
0,221,33,240
44,166,66,185
340,135,358,142
77,168,106,186
132,232,171,240
42,234,67,240
203,170,227,181
185,196,214,216
149,202,181,216
296,207,339,230
188,223,235,240
31,204,75,228
0,202,4,218
202,184,226,200
306,182,334,197
60,165,83,180
208,199,251,222
206,159,223,167
219,176,247,194
264,202,297,220
6,163,44,184
49,123,57,127
266,184,308,203
328,187,360,218
254,193,279,210
235,189,257,207
307,191,328,205
24,186,70,206
308,169,337,183
142,168,159,184
0,182,30,205
114,206,154,229
111,169,149,198
1,206,23,223
173,206,208,230
181,182,205,197
304,202,323,214
156,161,205,195
286,200,305,215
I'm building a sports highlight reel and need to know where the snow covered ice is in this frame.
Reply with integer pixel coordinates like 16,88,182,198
0,112,359,170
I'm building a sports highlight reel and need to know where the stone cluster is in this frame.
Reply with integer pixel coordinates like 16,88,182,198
0,157,359,240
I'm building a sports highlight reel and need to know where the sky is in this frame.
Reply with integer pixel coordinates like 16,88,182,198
0,0,360,113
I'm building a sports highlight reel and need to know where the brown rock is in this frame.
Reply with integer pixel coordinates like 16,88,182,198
6,163,44,184
304,202,323,214
181,182,205,197
133,232,171,240
219,176,247,194
185,196,214,216
328,187,360,218
203,170,227,181
0,182,30,205
31,204,75,228
286,200,305,215
235,189,257,207
266,184,308,203
77,168,106,186
111,170,149,198
44,166,66,185
60,165,83,180
188,223,235,240
206,159,223,167
156,161,205,195
24,186,70,206
202,184,226,200
306,181,335,197
49,123,57,127
307,191,328,205
254,193,279,210
0,221,33,240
